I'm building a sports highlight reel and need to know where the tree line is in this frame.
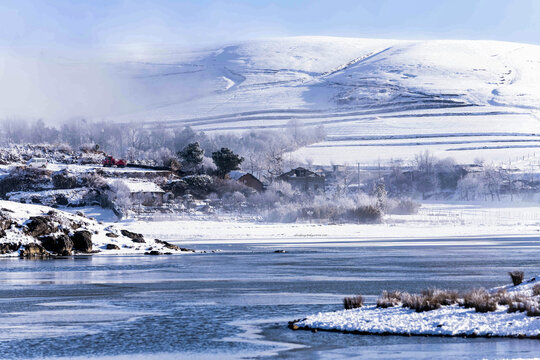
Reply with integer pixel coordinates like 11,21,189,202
0,117,326,182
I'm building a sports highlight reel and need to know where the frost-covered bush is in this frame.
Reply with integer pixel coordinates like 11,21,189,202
387,198,420,215
267,181,294,199
533,284,540,297
247,191,280,210
80,143,100,152
212,178,252,197
263,204,298,223
231,191,246,206
221,191,247,209
106,180,132,217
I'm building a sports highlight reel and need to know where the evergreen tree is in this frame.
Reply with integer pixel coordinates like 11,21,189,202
178,142,204,172
211,147,244,177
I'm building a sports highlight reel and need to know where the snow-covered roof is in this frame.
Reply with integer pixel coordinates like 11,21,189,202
228,170,248,180
114,181,165,193
126,181,164,193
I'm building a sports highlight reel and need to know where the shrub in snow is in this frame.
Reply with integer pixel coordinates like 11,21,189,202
347,205,382,224
533,284,540,297
343,295,363,310
509,271,524,286
80,172,107,189
182,175,214,199
52,169,78,189
420,288,459,307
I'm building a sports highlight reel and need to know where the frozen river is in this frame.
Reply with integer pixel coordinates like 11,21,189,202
0,238,539,359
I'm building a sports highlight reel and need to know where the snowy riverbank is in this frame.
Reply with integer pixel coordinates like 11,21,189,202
0,200,192,256
291,277,540,339
115,201,540,247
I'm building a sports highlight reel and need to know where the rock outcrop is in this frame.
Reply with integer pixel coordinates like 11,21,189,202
121,229,145,243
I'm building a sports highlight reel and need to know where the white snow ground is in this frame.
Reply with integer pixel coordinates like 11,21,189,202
294,277,540,338
118,201,540,247
97,37,540,167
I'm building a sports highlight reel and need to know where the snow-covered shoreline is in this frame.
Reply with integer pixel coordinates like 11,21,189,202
291,277,540,339
0,200,194,257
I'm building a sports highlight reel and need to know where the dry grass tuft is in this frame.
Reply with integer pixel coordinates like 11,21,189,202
371,277,539,316
401,289,459,313
509,271,524,286
343,295,364,310
421,288,460,306
376,290,402,308
461,288,498,313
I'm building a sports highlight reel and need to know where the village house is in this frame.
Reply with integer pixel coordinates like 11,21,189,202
277,167,325,193
227,171,264,192
124,181,165,206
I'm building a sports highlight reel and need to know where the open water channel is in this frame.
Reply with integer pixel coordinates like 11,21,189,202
0,238,539,359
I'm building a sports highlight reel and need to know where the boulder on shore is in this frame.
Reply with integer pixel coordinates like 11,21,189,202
25,216,56,238
0,242,20,254
20,243,49,257
71,230,93,253
40,234,73,255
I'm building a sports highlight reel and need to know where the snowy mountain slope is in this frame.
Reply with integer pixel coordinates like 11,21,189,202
108,37,540,166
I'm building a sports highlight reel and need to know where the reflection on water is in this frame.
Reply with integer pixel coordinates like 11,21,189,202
0,242,539,359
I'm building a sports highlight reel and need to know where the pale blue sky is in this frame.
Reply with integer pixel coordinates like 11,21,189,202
1,0,539,48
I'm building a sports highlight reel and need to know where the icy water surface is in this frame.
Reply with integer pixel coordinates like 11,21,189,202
0,240,539,359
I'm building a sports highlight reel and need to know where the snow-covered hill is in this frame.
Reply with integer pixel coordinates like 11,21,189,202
110,37,540,166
